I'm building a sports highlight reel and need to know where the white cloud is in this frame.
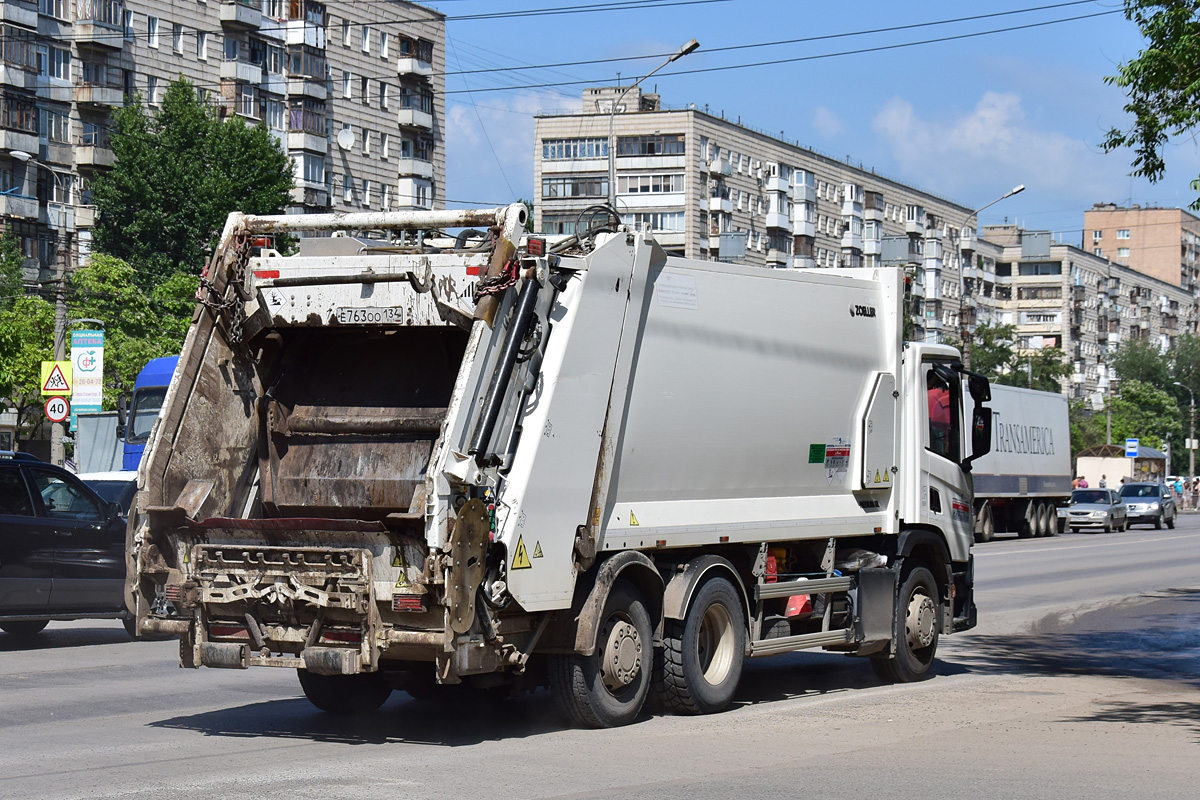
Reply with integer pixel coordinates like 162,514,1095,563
445,91,581,206
871,91,1111,205
813,106,843,138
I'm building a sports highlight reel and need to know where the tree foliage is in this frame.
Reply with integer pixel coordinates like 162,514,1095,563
92,77,293,290
66,255,194,408
0,228,23,301
1110,336,1170,387
0,296,54,436
954,322,1072,393
1103,1,1200,208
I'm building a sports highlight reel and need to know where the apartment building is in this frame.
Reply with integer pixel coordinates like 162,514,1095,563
536,88,997,343
0,0,444,281
1084,203,1200,293
978,226,1196,403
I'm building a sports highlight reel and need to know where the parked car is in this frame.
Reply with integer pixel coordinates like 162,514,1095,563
1118,482,1177,529
0,453,135,638
77,471,138,517
1062,488,1128,533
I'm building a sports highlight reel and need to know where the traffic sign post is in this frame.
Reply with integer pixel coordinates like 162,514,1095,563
44,396,70,424
1125,438,1139,459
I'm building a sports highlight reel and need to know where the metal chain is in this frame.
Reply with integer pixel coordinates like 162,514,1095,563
472,257,520,303
196,233,253,347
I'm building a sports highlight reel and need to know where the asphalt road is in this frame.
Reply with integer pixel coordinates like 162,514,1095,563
2,520,1199,800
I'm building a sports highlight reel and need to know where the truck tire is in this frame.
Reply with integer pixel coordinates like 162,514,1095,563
296,669,391,714
122,615,138,639
657,576,746,715
1042,502,1056,537
1017,501,1035,539
0,620,49,637
975,503,995,544
550,580,652,728
870,565,940,684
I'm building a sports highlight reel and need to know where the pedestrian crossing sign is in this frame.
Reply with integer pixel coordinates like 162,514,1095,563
40,361,72,395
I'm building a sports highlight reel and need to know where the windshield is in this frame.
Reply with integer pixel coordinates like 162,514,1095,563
1118,484,1160,499
84,479,137,513
127,387,167,444
1072,490,1109,505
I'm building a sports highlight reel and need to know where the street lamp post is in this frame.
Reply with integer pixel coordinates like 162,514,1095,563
957,184,1025,367
607,39,699,213
1173,381,1195,507
11,150,74,466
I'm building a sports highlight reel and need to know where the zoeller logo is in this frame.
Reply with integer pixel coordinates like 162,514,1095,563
849,303,877,318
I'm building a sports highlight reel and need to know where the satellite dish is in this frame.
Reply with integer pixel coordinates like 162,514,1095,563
336,128,354,150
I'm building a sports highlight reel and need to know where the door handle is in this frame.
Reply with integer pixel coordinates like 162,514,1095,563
55,530,74,537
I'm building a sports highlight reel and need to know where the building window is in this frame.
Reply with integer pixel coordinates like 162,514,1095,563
1094,247,1103,256
1118,247,1131,258
1092,230,1102,242
343,176,353,203
382,183,391,209
415,182,430,208
342,71,352,98
198,32,208,60
616,174,684,194
362,178,372,205
381,132,390,159
123,10,134,41
379,82,389,109
361,75,369,105
628,211,685,232
265,99,285,131
1118,229,1130,239
148,75,159,106
147,16,159,48
541,137,608,160
616,134,685,156
380,32,389,59
224,37,239,62
361,25,371,53
362,129,370,155
172,23,183,54
45,47,70,80
237,85,258,118
542,176,608,198
342,19,350,47
38,0,67,20
301,153,324,185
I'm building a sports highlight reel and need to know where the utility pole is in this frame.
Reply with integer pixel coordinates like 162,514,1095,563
957,184,1024,368
1174,381,1194,506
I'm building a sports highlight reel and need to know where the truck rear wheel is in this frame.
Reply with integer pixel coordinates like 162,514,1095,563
1017,501,1035,539
1039,502,1055,537
550,580,652,728
297,669,391,714
658,576,746,715
870,566,940,683
975,503,994,543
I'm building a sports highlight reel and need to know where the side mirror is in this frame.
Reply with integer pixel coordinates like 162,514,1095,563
107,500,125,522
116,393,128,440
961,407,992,472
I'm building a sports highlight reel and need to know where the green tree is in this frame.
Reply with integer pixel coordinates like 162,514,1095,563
0,296,54,438
1105,378,1183,449
1103,1,1200,208
961,322,1017,380
1069,400,1108,453
1111,336,1171,386
66,254,194,408
92,77,292,290
0,228,23,302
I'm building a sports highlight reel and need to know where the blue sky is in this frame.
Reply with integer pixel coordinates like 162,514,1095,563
426,0,1200,246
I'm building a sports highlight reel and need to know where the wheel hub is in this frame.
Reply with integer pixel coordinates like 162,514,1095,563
905,592,937,650
601,618,642,692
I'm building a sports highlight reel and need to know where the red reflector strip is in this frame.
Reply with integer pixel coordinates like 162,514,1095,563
321,630,362,644
163,584,184,602
253,269,280,279
209,624,249,638
466,266,482,276
393,595,426,613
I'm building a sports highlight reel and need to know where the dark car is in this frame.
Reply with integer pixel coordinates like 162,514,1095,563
0,453,134,638
1118,482,1177,529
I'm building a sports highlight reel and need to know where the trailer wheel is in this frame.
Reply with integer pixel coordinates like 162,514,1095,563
975,503,995,544
1017,501,1035,539
296,669,391,714
870,566,940,684
1040,502,1056,537
658,576,746,715
550,580,652,728
0,620,48,638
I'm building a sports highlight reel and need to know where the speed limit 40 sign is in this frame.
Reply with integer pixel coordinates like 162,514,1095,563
45,395,70,423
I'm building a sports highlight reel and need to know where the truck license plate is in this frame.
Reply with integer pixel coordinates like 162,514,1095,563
335,307,404,324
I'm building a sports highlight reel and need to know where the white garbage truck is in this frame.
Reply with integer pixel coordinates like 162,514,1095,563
127,203,991,728
968,385,1072,541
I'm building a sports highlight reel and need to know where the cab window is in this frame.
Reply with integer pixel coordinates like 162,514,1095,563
926,367,960,462
29,469,102,521
0,469,34,517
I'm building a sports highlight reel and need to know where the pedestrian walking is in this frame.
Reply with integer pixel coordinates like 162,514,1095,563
1099,474,1107,488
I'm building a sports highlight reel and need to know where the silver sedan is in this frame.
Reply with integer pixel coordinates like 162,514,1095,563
1061,488,1128,533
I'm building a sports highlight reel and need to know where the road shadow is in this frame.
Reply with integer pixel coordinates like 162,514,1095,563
0,623,162,652
1060,699,1200,743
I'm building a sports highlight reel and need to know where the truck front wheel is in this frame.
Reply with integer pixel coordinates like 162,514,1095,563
550,580,652,728
297,669,391,714
658,576,746,715
871,566,940,683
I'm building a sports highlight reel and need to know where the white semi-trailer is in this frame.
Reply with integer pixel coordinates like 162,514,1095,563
969,385,1072,541
128,204,991,728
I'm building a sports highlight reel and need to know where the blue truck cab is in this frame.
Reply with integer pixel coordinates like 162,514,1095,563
118,356,179,471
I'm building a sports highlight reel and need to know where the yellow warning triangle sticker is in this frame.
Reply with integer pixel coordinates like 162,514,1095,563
392,551,404,568
629,511,640,526
511,535,532,569
883,469,890,483
874,469,881,483
393,549,409,586
532,541,543,558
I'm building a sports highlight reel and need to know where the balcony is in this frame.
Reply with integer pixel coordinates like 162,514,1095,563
0,192,37,219
841,198,863,218
287,76,327,101
841,231,863,251
397,108,433,130
906,218,925,236
765,175,788,193
75,205,96,227
765,211,789,230
793,218,814,238
396,157,434,179
76,144,115,168
718,197,733,214
396,57,433,78
220,0,262,30
290,184,329,208
0,64,36,91
710,158,731,176
765,248,789,266
74,0,125,51
286,20,327,50
75,83,123,107
0,1,37,28
791,182,815,203
793,256,815,269
221,59,264,84
286,131,327,154
708,235,721,250
0,128,38,155
863,238,881,256
909,281,926,298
